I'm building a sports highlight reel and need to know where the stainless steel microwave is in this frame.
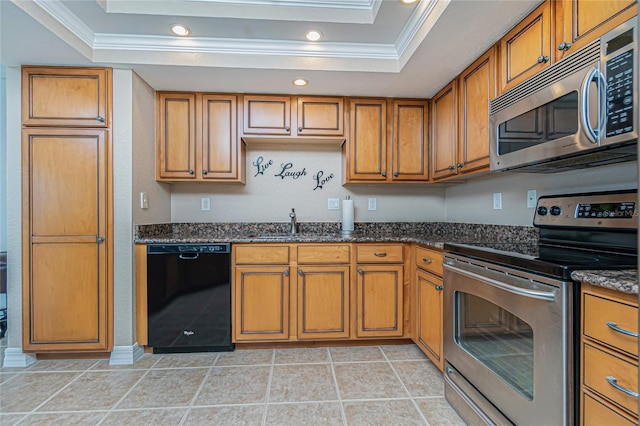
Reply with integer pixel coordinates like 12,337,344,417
490,18,638,172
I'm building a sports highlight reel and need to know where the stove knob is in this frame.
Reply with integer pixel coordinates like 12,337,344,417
550,206,562,216
537,206,548,216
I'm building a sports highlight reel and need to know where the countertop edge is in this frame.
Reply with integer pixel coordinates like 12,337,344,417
571,270,638,295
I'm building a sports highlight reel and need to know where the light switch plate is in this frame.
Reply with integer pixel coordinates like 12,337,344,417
493,193,502,210
527,190,537,208
368,198,377,211
328,198,340,210
200,197,211,211
140,192,148,210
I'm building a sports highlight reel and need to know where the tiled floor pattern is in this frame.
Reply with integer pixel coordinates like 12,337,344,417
0,343,465,425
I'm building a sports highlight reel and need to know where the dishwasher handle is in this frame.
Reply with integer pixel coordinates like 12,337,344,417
179,253,199,260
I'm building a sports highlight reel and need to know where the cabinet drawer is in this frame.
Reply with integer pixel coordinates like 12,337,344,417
297,244,350,264
584,293,638,357
583,343,638,415
583,391,637,426
415,246,443,276
356,244,404,263
234,245,290,264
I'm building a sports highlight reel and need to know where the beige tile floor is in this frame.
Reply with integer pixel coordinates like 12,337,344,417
0,341,465,425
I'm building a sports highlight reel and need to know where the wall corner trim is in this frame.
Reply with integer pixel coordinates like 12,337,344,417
2,348,37,367
109,343,144,365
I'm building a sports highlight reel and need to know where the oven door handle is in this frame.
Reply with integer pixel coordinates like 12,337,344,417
445,263,556,301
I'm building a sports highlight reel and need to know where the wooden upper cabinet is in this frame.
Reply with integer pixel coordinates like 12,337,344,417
555,0,637,60
201,94,244,182
430,82,458,180
22,67,110,127
457,47,495,174
391,100,429,181
243,95,291,135
499,0,553,94
347,99,388,181
297,97,344,136
157,93,197,180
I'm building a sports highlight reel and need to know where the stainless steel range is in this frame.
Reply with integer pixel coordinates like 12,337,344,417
443,190,637,426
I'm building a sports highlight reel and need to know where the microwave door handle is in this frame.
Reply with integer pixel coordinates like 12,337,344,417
580,67,600,144
596,69,607,140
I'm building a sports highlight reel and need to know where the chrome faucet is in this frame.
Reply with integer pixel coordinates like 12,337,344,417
289,208,297,234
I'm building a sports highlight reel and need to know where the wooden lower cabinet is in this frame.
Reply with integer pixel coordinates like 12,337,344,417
233,266,290,341
355,264,404,338
414,269,443,371
580,283,638,425
297,266,350,340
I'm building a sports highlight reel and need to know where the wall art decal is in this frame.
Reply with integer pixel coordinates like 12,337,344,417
274,162,307,180
313,170,334,190
252,156,273,177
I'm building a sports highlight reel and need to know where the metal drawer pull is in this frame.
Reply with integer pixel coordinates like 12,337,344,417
374,252,387,257
422,258,432,263
606,376,639,398
606,321,638,338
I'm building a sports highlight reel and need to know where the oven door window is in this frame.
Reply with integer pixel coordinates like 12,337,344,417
454,292,534,400
497,91,579,155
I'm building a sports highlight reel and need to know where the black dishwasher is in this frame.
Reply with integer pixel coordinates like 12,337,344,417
147,244,234,353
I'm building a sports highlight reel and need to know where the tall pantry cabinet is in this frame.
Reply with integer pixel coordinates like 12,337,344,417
21,67,113,352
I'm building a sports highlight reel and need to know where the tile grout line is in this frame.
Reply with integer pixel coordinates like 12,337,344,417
261,349,275,426
380,347,431,426
95,356,163,425
328,347,348,426
178,353,220,426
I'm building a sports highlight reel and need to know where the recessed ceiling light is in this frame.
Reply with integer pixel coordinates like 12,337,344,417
170,24,191,36
305,30,322,42
400,0,419,4
293,78,309,87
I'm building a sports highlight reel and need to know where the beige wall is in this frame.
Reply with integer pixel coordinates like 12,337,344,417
170,145,447,223
444,162,638,226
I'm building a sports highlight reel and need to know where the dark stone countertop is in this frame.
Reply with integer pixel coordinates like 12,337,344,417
571,270,638,295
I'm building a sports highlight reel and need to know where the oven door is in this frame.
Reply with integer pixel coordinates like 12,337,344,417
443,255,573,426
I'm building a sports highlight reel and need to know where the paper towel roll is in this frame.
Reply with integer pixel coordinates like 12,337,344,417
342,199,354,231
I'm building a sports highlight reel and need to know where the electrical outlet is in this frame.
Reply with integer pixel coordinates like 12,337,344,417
527,189,537,208
200,197,211,211
368,198,377,211
140,192,148,210
328,198,340,210
493,192,502,210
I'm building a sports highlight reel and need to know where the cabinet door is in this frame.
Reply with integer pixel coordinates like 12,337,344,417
202,94,243,181
556,0,637,60
234,266,290,341
243,95,291,135
297,266,349,340
22,67,110,127
355,264,403,338
23,129,110,351
297,97,344,136
391,100,429,181
499,0,552,94
415,270,443,371
458,48,495,174
347,99,388,181
157,93,197,180
430,82,458,180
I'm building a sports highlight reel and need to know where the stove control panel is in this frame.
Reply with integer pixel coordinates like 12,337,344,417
534,191,637,229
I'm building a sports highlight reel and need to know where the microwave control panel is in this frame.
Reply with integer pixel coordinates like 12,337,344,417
605,49,634,137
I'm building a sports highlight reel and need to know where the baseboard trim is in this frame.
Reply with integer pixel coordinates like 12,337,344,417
109,343,144,365
2,348,37,367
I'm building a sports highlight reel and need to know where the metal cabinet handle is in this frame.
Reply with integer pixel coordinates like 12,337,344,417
447,165,455,171
374,252,387,257
188,169,194,175
606,321,639,338
422,258,432,263
285,126,290,132
381,172,387,177
96,116,105,123
606,376,639,398
435,285,443,291
456,163,464,168
298,269,303,275
558,42,572,51
298,127,303,132
537,55,550,63
357,269,363,274
393,172,399,177
96,237,105,243
283,269,289,276
202,170,208,175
